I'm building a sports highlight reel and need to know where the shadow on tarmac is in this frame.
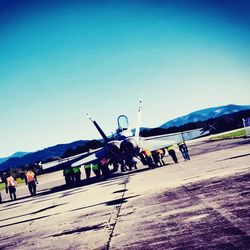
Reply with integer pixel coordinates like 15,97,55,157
0,203,67,224
216,153,250,161
0,214,54,228
51,223,106,237
45,166,154,195
113,189,128,194
69,194,140,212
0,163,169,206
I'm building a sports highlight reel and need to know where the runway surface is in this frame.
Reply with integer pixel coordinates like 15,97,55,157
0,137,250,249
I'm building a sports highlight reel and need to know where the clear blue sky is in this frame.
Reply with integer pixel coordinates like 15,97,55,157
0,0,250,157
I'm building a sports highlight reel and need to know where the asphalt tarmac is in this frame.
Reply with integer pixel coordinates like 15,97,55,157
0,137,250,249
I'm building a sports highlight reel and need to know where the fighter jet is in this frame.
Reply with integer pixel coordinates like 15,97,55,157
71,100,178,170
41,101,209,172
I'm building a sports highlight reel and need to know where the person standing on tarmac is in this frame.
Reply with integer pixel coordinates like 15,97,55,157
92,162,101,181
178,141,190,161
157,149,166,166
100,158,111,179
84,164,92,181
166,145,178,163
152,151,161,167
141,149,155,169
63,167,73,186
25,168,38,196
5,173,17,200
72,166,81,185
152,149,166,167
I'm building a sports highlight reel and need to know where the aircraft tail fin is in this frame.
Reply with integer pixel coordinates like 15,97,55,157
87,113,109,143
135,100,142,140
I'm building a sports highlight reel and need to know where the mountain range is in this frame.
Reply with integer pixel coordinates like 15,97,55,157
0,140,89,172
160,104,250,128
0,152,28,164
0,104,249,172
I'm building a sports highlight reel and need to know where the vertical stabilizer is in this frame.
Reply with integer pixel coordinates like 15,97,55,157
86,113,109,143
135,100,142,140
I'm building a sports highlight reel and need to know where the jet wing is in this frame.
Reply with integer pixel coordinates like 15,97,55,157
71,147,108,167
139,128,208,151
41,148,102,171
41,152,89,170
71,153,98,167
139,138,176,152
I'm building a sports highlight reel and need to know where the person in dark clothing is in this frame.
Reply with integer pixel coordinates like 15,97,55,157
141,149,155,169
126,158,138,171
178,141,190,161
92,162,101,181
158,149,166,166
5,173,17,200
152,149,165,167
111,161,119,172
84,164,91,180
99,158,111,179
139,151,148,165
152,151,161,167
63,167,73,186
166,146,178,163
72,166,81,185
25,168,38,196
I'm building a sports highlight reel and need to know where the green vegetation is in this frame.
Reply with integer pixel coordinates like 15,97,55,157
0,182,5,190
16,177,24,184
0,178,24,190
210,128,246,140
62,140,104,158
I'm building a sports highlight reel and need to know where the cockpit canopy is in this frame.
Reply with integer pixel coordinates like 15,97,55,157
117,115,129,133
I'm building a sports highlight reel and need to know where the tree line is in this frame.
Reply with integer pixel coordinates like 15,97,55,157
140,109,250,137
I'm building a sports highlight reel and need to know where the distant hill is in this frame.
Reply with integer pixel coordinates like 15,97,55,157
160,104,250,129
0,151,28,164
0,140,89,172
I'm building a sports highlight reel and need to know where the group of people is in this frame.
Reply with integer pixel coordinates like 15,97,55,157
63,157,112,186
2,167,38,202
166,141,190,163
61,141,190,186
141,141,190,168
1,141,190,202
84,157,111,181
63,166,81,186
